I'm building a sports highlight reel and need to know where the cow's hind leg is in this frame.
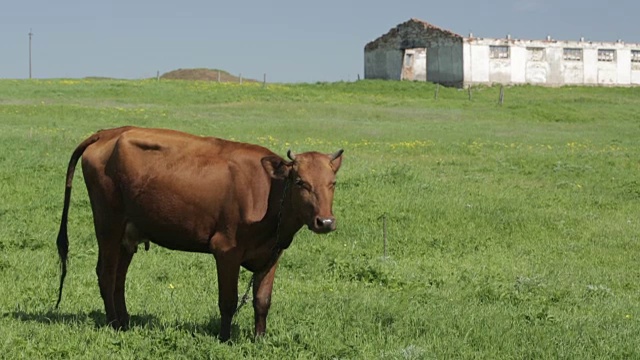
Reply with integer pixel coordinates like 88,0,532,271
114,246,134,330
95,219,126,330
113,222,141,330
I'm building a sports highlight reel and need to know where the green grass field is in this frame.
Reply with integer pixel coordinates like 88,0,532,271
1,79,639,359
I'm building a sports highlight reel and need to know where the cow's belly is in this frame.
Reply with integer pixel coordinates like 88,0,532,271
124,220,212,254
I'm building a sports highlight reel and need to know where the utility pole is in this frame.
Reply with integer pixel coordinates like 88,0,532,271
28,29,33,79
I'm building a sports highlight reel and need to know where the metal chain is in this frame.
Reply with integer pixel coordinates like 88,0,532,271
234,178,290,315
235,276,254,314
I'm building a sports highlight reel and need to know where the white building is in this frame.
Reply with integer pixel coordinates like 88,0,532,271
364,18,640,87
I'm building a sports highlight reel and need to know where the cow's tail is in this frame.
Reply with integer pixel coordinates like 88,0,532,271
55,133,100,308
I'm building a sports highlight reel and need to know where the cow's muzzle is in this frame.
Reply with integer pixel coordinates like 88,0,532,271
310,216,336,234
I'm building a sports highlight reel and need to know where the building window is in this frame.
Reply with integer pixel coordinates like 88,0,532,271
563,48,583,61
598,49,616,62
404,53,413,67
632,50,640,63
527,47,545,61
490,45,510,59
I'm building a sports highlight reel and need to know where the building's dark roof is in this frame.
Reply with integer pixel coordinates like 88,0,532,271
407,18,462,37
365,18,462,51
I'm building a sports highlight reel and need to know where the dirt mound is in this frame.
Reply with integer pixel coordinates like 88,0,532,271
160,68,256,82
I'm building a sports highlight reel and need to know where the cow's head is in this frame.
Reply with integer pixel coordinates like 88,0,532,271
262,149,343,234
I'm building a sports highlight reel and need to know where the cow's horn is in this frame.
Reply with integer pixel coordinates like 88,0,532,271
330,149,344,162
287,149,296,161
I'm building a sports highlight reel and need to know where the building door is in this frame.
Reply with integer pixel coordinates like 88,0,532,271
525,47,548,84
401,48,427,81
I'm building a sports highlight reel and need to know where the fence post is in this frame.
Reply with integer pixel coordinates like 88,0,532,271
434,83,440,100
263,73,266,88
468,85,472,101
378,213,388,259
217,71,220,82
239,73,243,84
383,214,387,258
499,85,505,105
156,71,160,82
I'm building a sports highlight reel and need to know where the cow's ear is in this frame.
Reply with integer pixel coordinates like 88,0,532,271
329,149,343,173
261,156,291,179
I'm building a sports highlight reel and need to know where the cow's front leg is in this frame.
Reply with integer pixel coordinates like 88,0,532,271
214,255,240,342
252,261,279,338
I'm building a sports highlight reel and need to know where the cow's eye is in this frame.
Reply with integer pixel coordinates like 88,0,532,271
295,178,305,187
330,181,337,188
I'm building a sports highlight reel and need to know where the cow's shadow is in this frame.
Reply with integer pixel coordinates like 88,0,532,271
7,309,241,339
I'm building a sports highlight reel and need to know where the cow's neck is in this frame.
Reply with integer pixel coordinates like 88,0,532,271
271,178,302,250
247,179,301,274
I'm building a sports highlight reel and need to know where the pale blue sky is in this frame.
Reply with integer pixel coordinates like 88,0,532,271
2,0,638,83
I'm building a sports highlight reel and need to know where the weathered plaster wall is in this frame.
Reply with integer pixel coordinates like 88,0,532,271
617,50,632,84
510,47,527,83
632,68,640,84
463,44,489,83
463,38,640,86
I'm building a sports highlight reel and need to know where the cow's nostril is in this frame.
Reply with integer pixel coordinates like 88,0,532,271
316,217,334,229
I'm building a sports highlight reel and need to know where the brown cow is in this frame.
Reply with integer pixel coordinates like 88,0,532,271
55,126,343,341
